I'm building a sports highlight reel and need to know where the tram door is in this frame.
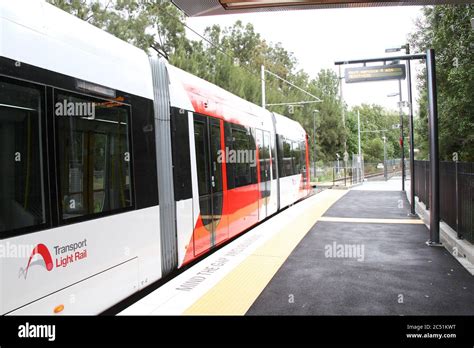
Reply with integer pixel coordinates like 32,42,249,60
193,114,226,255
256,129,271,219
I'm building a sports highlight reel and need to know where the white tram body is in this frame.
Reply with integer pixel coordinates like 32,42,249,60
0,0,312,315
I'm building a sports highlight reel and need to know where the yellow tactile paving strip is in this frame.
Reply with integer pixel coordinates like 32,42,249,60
183,190,347,315
318,216,424,224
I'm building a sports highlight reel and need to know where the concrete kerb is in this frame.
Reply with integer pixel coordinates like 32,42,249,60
407,192,474,275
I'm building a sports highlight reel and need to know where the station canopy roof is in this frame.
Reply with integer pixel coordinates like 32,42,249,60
171,0,470,17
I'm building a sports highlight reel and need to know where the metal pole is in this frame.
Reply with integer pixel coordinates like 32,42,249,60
426,49,440,245
344,166,347,186
357,110,362,159
339,66,345,129
313,111,316,182
406,44,416,216
261,64,266,109
383,135,387,181
339,66,348,180
357,109,362,183
333,166,335,186
398,79,405,191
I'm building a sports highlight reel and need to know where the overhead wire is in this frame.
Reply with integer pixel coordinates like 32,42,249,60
157,3,321,104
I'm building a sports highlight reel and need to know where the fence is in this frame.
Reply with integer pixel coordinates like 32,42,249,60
414,160,474,243
310,155,364,186
310,156,404,187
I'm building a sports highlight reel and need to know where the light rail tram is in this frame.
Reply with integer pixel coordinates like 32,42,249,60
0,0,312,314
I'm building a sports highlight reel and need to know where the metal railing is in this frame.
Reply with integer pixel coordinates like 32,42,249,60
310,158,365,186
414,160,474,243
414,161,430,209
311,157,404,187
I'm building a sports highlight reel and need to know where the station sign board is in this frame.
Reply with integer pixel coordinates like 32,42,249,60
345,64,406,83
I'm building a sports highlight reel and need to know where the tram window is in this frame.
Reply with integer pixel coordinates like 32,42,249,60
55,91,132,220
249,129,258,184
277,135,284,178
282,137,294,177
171,107,192,201
300,140,307,173
232,126,252,187
271,136,277,180
0,78,46,234
293,141,301,175
227,124,258,188
194,119,210,196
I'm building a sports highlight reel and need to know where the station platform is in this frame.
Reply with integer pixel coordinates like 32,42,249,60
120,178,474,316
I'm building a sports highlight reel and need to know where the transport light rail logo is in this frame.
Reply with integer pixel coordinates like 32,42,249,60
18,239,88,279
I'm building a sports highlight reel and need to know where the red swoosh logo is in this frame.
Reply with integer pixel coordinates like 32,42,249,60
19,244,53,279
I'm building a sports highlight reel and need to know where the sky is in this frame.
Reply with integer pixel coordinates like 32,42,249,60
186,5,426,112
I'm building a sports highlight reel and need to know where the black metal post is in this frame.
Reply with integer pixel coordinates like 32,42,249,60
426,49,440,245
383,135,387,181
398,79,405,191
406,45,416,216
313,111,317,183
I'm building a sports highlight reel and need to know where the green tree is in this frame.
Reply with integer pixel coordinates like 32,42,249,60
409,4,474,161
348,104,402,163
48,0,187,57
365,138,384,163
